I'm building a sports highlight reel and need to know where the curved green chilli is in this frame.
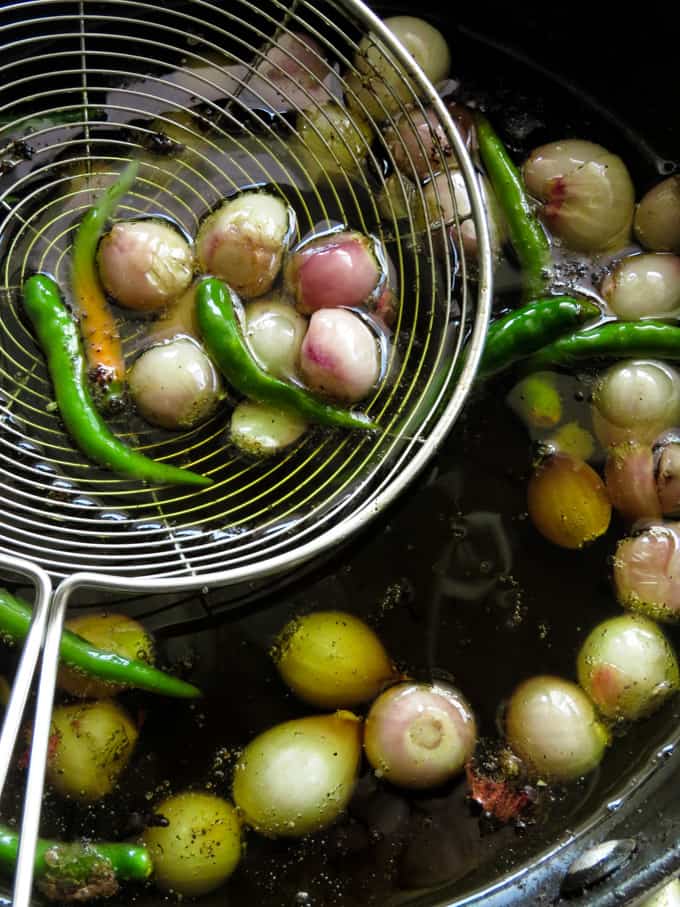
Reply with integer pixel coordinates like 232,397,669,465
476,114,552,300
0,589,201,698
23,273,211,488
196,277,379,431
478,296,601,377
525,320,680,372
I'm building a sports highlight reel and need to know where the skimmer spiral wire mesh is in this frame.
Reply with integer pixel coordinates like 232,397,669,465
0,0,492,586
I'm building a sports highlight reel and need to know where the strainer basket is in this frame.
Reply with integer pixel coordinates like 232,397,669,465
0,0,492,902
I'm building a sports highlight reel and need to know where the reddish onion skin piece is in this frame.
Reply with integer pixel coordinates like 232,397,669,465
299,308,380,403
605,443,662,522
614,524,680,622
364,682,477,790
285,231,382,314
657,443,680,516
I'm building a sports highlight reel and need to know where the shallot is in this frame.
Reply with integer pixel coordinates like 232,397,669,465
505,676,609,781
97,219,193,312
274,610,397,708
363,682,477,789
299,308,381,402
577,614,679,721
523,139,635,253
232,711,362,837
196,191,294,299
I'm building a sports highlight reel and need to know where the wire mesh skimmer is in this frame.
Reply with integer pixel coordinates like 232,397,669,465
0,0,492,902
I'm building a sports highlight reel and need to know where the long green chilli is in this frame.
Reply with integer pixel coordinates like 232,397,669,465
0,824,152,902
525,320,680,372
0,589,201,698
478,296,601,378
476,114,552,299
23,273,211,487
196,277,379,431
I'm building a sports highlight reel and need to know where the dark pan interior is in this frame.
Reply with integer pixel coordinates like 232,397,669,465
1,6,679,907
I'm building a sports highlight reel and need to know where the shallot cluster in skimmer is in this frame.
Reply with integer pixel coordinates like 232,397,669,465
102,191,391,454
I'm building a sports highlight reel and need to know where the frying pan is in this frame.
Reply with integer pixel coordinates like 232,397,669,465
1,3,679,906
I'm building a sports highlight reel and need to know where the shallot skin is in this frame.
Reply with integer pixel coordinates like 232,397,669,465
248,32,331,112
299,308,381,403
345,16,450,122
47,700,138,802
527,454,611,550
97,219,193,312
285,231,382,314
230,400,307,457
614,524,680,622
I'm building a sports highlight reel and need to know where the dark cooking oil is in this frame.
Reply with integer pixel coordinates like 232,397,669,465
2,17,680,907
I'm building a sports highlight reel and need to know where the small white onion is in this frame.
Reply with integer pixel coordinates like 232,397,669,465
522,139,635,253
383,16,451,85
299,308,380,402
248,32,331,113
150,283,200,344
634,176,680,254
364,682,477,789
657,442,680,516
274,610,396,709
129,338,222,430
422,169,471,227
385,103,472,181
604,443,661,522
614,524,680,622
577,614,679,721
97,220,193,312
232,711,362,837
142,792,242,896
640,878,680,907
505,676,609,781
285,230,382,314
592,359,680,447
244,297,307,380
346,17,450,121
296,102,373,175
230,401,307,457
47,700,138,801
196,191,293,299
602,253,680,321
